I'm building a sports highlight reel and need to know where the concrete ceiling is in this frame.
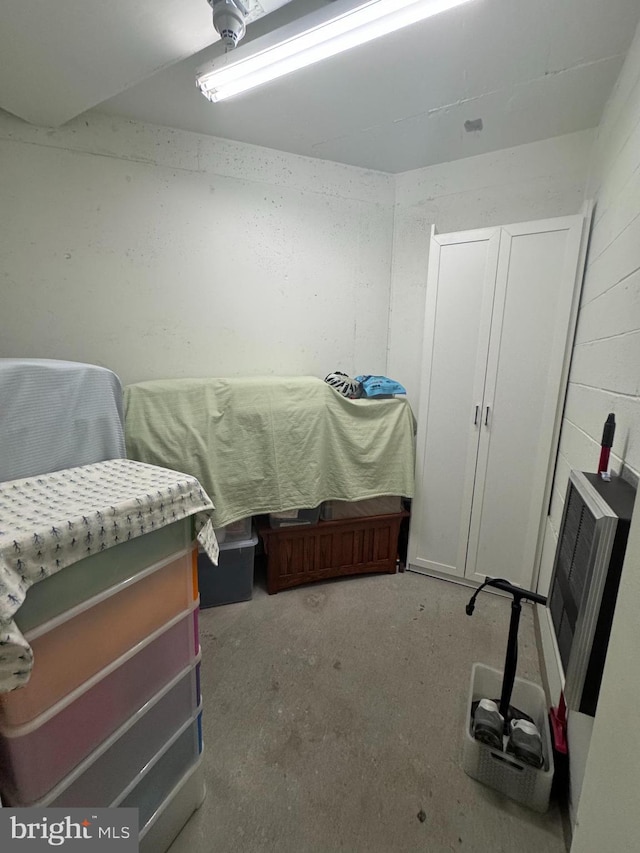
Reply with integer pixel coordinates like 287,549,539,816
0,0,293,127
2,0,640,173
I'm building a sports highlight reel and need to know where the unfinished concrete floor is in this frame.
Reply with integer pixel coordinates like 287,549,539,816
169,567,567,853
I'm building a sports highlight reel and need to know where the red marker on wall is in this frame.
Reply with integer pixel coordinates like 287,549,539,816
598,413,616,477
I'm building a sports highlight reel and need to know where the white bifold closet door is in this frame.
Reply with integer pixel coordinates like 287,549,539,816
409,228,500,579
408,213,588,590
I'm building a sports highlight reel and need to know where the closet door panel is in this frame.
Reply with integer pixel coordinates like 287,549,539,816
409,229,499,577
465,216,585,587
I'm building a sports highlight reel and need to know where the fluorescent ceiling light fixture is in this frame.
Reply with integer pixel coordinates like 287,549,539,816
196,0,477,102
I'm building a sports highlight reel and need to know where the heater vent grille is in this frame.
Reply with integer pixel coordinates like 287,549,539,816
550,482,595,670
565,487,595,608
549,470,635,716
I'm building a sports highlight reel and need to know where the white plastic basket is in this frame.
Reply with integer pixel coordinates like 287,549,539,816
462,663,554,813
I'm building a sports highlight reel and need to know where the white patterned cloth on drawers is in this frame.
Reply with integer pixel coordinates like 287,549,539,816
0,459,217,693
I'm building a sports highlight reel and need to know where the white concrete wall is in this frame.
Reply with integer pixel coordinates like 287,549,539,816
0,110,394,386
0,109,595,399
528,20,640,840
547,32,640,550
387,130,595,408
540,22,640,595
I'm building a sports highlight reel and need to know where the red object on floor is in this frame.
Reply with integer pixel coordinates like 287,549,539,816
550,693,568,754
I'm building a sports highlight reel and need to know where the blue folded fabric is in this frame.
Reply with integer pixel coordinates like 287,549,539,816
355,375,407,397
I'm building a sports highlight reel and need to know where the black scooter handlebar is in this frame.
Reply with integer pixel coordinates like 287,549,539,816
485,577,547,606
465,576,547,725
465,577,547,615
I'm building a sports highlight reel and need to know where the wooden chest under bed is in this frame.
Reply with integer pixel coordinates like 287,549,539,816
257,511,408,594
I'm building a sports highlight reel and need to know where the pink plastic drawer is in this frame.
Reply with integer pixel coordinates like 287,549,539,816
0,604,200,806
0,548,196,727
3,662,201,808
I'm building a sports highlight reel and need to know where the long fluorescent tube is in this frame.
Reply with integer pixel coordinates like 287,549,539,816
196,0,476,102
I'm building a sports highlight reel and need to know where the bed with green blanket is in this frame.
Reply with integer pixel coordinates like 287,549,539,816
124,376,416,529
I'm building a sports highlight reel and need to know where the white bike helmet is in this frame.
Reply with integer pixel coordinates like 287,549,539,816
324,371,362,399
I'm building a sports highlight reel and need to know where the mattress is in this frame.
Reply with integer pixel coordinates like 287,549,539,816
124,376,416,528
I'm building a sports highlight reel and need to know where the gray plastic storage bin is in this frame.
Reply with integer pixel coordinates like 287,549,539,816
198,531,258,608
462,663,554,813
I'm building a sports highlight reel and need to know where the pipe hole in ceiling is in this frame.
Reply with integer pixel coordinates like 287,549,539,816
464,118,483,132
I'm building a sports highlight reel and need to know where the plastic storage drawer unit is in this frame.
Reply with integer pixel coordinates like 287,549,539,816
198,531,258,608
118,712,203,828
139,756,206,853
7,662,202,809
1,548,196,727
15,520,192,634
0,603,199,806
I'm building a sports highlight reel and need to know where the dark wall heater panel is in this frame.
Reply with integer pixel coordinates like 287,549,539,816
549,471,636,717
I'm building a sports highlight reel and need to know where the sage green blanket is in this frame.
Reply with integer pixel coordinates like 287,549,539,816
124,376,416,528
